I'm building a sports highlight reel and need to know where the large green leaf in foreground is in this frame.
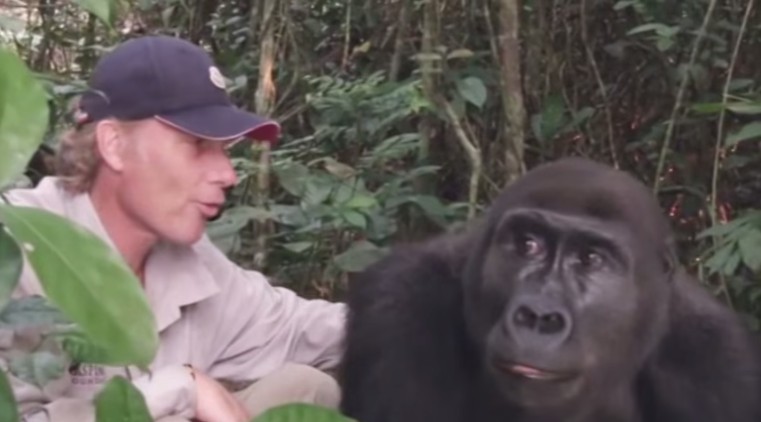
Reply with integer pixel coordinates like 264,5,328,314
0,224,22,310
0,205,158,367
94,376,152,422
0,49,49,190
253,404,355,422
0,370,19,422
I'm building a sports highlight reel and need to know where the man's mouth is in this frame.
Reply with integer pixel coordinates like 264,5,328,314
198,202,222,218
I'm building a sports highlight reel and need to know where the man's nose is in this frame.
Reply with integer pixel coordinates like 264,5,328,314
209,150,238,188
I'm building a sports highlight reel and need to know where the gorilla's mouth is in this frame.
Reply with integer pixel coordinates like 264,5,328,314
494,360,576,382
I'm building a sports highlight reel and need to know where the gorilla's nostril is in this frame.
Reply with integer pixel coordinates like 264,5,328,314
513,305,538,328
538,312,566,334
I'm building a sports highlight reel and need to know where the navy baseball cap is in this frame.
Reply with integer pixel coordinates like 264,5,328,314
77,35,280,144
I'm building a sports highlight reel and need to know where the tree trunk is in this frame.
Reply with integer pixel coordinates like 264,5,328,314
494,0,526,183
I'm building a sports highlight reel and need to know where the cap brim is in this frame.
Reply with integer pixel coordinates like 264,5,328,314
154,105,281,144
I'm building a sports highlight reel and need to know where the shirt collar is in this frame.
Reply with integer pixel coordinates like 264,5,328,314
61,180,220,332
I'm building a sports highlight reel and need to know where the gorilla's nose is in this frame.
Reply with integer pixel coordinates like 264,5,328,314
506,297,572,347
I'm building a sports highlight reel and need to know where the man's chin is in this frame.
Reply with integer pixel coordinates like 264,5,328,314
159,223,206,246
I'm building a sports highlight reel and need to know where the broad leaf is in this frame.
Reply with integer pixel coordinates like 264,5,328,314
456,76,487,109
94,376,152,422
738,229,761,273
206,206,269,255
0,295,70,330
61,329,118,365
7,350,68,389
341,210,367,229
334,240,387,273
727,102,761,115
726,122,761,146
0,205,158,367
72,0,115,26
0,224,22,310
446,48,475,60
303,174,335,205
0,49,49,190
345,195,377,209
275,162,310,197
0,370,19,422
282,241,314,253
253,403,354,422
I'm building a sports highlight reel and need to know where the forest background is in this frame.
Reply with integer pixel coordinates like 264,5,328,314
2,0,761,336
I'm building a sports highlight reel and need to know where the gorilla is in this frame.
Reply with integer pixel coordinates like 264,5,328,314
339,157,761,422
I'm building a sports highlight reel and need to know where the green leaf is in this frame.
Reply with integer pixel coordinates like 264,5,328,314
703,244,735,275
446,48,475,60
533,95,568,142
342,210,367,229
0,295,70,330
0,370,19,422
396,195,451,227
727,102,761,115
94,376,153,422
71,0,115,26
60,329,118,365
7,350,68,389
0,224,22,310
282,241,314,253
728,79,755,92
345,195,378,209
333,240,387,273
303,174,335,206
726,122,761,146
456,76,487,109
275,162,310,197
0,49,49,190
206,206,269,255
627,23,675,36
253,403,354,422
0,205,158,367
690,102,725,114
321,157,357,180
738,230,761,272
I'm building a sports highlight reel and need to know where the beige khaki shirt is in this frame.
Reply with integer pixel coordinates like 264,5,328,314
1,177,347,421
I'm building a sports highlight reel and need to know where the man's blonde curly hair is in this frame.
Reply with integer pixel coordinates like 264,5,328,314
54,123,101,195
54,97,101,194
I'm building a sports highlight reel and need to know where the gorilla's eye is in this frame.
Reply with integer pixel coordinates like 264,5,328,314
515,232,543,257
577,248,605,270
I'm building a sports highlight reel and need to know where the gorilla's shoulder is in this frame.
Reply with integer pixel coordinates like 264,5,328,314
347,231,466,315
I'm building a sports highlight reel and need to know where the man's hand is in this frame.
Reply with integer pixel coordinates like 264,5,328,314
192,368,250,422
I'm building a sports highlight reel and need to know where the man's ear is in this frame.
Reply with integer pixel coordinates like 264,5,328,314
94,119,127,172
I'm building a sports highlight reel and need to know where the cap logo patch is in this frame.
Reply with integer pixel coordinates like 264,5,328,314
209,66,226,90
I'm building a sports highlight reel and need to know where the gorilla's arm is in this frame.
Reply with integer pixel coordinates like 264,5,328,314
339,237,473,422
640,271,761,422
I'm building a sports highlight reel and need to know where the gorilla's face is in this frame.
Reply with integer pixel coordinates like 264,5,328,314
464,207,672,409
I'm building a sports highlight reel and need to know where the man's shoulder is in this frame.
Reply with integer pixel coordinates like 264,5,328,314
3,176,74,214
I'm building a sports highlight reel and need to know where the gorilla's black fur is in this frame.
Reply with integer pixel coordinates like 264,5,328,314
339,157,761,422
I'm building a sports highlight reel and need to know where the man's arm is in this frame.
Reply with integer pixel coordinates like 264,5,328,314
194,238,347,382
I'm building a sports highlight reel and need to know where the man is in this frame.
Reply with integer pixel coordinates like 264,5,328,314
3,35,346,422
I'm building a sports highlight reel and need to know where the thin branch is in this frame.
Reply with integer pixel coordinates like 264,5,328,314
707,0,755,308
580,0,618,169
438,96,483,220
652,0,719,193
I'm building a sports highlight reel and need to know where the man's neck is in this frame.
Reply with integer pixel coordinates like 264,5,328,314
89,184,156,283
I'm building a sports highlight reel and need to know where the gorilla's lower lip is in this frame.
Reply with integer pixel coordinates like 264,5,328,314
494,360,574,381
